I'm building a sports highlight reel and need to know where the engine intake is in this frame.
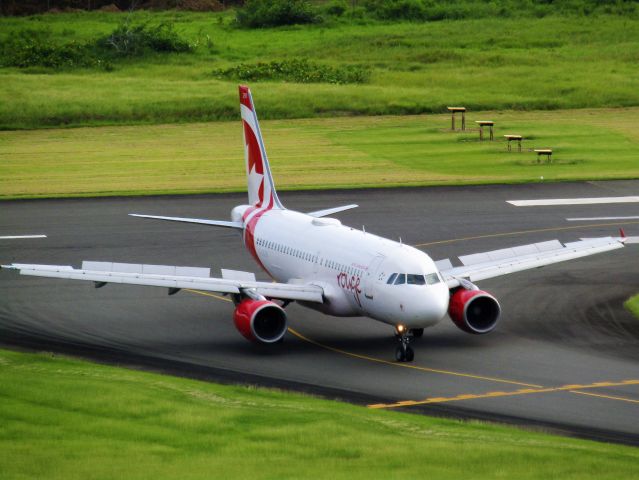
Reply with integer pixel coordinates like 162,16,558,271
233,299,287,344
448,288,500,334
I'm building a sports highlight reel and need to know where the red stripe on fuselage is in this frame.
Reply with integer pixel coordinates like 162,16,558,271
243,196,274,277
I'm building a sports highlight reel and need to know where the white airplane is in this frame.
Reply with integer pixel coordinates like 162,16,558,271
2,86,632,362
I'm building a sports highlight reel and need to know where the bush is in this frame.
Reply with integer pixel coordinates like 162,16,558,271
363,0,429,21
362,0,639,22
324,0,349,17
96,22,193,57
212,59,370,84
236,0,321,28
0,29,101,69
0,22,194,71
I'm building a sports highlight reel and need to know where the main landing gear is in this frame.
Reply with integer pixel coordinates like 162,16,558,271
395,325,418,362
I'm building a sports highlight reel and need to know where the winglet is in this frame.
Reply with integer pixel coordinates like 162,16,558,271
620,228,627,239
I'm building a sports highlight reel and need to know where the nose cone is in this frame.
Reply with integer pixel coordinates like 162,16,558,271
401,282,449,328
423,283,450,324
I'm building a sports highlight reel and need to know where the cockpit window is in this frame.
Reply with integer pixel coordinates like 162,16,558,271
394,273,406,285
425,273,441,285
387,273,442,286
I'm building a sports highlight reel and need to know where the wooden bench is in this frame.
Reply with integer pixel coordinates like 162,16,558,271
475,120,494,141
534,149,553,163
504,134,523,152
447,107,466,131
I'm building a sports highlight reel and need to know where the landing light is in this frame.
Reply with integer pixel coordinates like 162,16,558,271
397,324,405,333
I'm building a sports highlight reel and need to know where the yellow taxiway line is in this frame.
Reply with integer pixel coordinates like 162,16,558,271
287,327,542,388
569,389,639,405
368,380,639,409
185,289,232,303
185,289,540,388
185,289,639,408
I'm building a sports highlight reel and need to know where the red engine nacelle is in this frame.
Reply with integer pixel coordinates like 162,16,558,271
233,299,287,344
448,288,501,334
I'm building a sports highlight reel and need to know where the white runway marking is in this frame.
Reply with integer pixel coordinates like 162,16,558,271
567,216,639,221
0,235,47,240
508,196,639,207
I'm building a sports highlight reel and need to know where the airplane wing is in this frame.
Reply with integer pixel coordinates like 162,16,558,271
129,214,243,230
1,261,324,303
438,236,626,289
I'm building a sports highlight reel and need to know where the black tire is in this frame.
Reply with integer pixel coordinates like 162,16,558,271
405,346,414,362
395,345,406,362
411,328,424,338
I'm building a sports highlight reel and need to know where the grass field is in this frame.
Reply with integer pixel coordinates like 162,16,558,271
625,294,639,319
2,107,638,199
1,347,638,480
1,11,639,129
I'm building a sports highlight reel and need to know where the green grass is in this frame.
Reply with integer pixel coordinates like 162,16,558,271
1,11,639,129
1,348,637,480
2,107,638,199
625,294,639,319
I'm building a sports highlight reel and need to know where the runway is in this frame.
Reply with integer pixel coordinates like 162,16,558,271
1,180,638,445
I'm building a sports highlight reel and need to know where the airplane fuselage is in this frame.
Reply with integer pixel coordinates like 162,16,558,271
233,205,450,330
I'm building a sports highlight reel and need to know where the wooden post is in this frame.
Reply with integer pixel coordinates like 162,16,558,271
461,111,465,131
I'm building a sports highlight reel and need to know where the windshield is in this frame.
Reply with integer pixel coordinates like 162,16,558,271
387,272,441,286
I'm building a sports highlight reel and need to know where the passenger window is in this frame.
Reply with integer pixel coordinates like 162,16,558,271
425,273,441,285
394,273,406,285
407,274,425,285
387,273,397,284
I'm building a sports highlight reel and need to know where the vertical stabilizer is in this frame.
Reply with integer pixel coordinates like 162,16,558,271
239,85,283,210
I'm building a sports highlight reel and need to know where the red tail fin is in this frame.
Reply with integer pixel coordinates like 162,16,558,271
239,86,283,210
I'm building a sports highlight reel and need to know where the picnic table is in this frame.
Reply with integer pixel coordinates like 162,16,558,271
475,120,494,141
447,107,466,131
504,134,523,152
534,148,553,163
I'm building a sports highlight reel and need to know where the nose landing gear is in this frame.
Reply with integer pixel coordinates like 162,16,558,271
395,325,415,362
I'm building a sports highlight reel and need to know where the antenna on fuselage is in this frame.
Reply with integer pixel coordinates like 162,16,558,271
362,225,366,233
399,237,403,246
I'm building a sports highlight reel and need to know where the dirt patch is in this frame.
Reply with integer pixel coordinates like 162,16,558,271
99,3,121,12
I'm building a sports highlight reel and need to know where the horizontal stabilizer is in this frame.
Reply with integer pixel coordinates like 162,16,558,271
307,204,358,218
130,214,243,229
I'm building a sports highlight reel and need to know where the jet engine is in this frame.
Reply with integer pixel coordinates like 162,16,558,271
448,288,501,334
233,299,287,343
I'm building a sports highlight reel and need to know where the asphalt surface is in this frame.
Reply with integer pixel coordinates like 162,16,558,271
1,180,638,445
